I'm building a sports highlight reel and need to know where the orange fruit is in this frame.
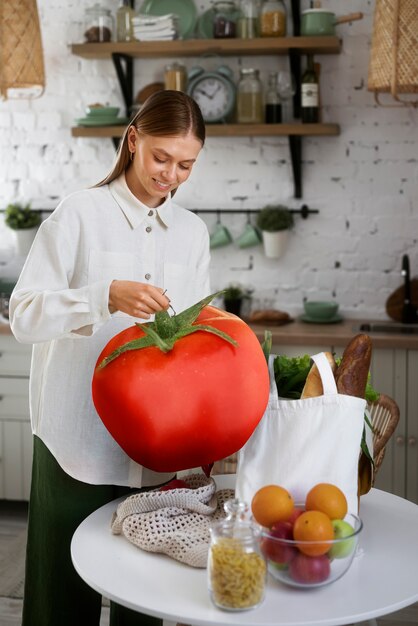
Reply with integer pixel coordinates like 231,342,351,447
293,510,334,556
251,485,294,528
305,483,348,520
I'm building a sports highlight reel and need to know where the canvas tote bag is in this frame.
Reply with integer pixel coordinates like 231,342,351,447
235,352,366,515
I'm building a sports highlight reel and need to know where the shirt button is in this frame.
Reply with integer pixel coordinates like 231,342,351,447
146,226,152,233
148,210,154,217
145,273,151,280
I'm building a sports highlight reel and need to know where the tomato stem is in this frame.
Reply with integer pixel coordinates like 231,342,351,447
98,290,238,368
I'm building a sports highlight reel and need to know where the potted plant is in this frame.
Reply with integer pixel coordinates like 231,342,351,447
256,205,294,259
4,202,42,256
223,283,252,318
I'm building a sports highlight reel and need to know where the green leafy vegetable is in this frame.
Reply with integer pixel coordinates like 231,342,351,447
273,354,312,399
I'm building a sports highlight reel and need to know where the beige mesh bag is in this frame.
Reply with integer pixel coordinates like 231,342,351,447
0,0,45,99
368,0,418,107
111,474,235,568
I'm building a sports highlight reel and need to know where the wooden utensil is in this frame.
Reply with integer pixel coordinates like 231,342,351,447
385,278,418,322
335,12,363,25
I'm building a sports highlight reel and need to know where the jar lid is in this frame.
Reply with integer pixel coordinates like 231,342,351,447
240,68,260,75
86,3,112,16
165,62,186,70
214,1,237,7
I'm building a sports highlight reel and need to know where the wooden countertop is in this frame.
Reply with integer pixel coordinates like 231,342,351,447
249,318,418,350
2,318,418,350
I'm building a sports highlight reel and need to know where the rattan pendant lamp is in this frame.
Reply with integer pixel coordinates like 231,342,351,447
368,0,418,107
0,0,45,100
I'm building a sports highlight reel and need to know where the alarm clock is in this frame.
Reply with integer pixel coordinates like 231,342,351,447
187,65,236,123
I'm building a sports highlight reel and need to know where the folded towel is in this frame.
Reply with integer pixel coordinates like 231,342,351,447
132,12,177,24
133,29,177,41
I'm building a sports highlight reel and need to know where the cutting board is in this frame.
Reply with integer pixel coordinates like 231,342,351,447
386,278,418,322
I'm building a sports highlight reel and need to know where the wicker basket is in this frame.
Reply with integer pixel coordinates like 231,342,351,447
368,0,418,106
0,0,45,99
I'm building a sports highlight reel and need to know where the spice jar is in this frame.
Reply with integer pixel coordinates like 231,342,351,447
213,1,240,38
208,499,266,611
83,3,114,43
237,68,264,124
164,62,187,91
260,0,287,37
237,0,259,39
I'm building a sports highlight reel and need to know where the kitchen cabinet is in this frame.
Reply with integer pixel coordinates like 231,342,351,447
274,341,418,504
70,36,341,198
0,335,32,501
368,348,418,504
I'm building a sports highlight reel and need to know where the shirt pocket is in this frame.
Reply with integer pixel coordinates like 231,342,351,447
88,250,135,283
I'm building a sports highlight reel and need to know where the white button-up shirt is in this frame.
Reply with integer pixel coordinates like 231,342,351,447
10,174,211,486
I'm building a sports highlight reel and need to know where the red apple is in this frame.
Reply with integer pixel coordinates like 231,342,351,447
260,521,297,565
289,552,331,584
287,506,305,531
159,479,190,491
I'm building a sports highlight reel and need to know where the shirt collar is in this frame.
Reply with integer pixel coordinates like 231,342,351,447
109,173,174,229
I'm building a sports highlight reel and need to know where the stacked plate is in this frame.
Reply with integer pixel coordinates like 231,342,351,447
76,106,129,127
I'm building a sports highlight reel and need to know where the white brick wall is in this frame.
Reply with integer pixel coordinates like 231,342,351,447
1,0,417,319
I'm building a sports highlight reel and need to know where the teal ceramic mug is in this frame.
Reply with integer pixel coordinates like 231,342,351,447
210,223,233,249
236,223,262,249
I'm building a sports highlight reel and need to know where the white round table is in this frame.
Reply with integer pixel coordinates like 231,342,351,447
71,476,418,626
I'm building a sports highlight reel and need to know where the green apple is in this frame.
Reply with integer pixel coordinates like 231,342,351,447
329,519,355,559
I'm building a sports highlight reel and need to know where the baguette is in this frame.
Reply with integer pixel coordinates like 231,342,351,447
335,334,372,398
301,352,337,399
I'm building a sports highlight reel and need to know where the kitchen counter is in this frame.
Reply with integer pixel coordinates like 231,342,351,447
2,319,418,350
249,318,418,350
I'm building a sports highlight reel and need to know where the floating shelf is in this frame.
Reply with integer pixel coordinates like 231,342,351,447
70,29,343,197
71,123,340,139
71,37,341,60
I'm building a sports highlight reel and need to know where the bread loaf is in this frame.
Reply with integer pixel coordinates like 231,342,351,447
249,309,291,323
335,334,372,398
301,352,337,399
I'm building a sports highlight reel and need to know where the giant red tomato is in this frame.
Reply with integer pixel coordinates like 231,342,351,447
92,295,269,473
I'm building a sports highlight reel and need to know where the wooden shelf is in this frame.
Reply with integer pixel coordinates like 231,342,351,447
71,37,341,60
71,123,340,139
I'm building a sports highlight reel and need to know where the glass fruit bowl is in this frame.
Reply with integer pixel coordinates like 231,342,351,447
259,512,363,588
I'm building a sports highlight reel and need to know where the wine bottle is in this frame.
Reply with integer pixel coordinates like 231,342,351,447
265,71,282,123
301,55,319,123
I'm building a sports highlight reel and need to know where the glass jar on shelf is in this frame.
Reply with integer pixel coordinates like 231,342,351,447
208,499,266,611
237,0,260,39
164,62,187,92
260,0,287,37
237,68,264,124
213,1,241,38
116,0,135,42
83,3,114,43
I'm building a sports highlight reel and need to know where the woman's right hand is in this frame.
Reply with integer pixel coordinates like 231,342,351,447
108,280,170,319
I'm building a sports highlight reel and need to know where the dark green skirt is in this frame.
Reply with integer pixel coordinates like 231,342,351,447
22,436,162,626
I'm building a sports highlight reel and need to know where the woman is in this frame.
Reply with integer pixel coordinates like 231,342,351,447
10,90,210,626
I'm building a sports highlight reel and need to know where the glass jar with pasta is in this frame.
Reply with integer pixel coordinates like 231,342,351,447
208,499,266,611
260,0,287,37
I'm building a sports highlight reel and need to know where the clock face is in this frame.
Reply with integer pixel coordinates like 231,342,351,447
190,75,235,123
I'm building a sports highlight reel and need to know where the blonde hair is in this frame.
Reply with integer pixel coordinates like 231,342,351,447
95,90,205,188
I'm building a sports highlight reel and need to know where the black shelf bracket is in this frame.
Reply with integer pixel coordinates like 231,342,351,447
288,135,303,198
111,53,134,118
